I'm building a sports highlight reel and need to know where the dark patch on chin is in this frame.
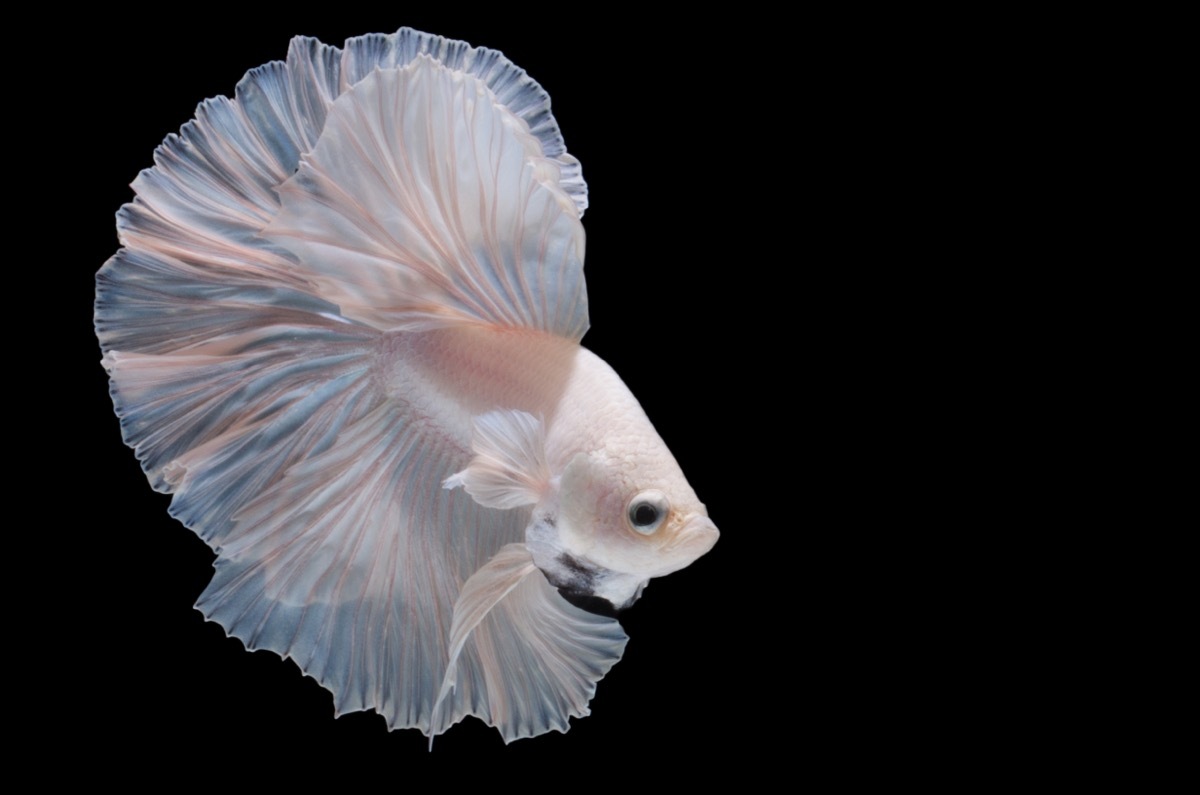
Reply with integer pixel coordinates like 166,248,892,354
557,587,621,618
550,553,621,616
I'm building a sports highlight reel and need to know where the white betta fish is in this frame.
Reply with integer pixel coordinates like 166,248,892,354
95,27,718,743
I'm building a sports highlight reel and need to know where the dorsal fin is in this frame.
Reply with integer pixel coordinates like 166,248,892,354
263,57,588,337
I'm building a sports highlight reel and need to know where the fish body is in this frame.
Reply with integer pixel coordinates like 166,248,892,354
96,28,716,742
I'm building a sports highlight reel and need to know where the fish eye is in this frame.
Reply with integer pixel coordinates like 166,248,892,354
627,490,670,535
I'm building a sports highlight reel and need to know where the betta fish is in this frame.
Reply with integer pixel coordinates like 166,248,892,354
95,27,718,743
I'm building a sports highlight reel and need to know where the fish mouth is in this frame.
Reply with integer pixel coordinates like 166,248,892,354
660,514,719,570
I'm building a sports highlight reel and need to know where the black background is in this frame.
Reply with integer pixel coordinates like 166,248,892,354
44,7,1116,784
64,12,796,763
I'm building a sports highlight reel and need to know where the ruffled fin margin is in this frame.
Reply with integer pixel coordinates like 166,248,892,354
337,29,588,218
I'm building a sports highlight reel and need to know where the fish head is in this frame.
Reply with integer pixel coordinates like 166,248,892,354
445,408,718,614
526,448,719,614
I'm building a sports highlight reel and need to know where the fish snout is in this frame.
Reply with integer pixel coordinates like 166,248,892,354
665,514,719,567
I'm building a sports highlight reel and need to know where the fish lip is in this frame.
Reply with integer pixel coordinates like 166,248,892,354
670,515,719,556
652,514,718,575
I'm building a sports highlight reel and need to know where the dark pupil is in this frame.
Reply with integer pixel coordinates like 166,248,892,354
633,503,659,526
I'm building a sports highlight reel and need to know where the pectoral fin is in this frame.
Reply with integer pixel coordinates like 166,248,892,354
443,410,550,509
430,543,537,745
